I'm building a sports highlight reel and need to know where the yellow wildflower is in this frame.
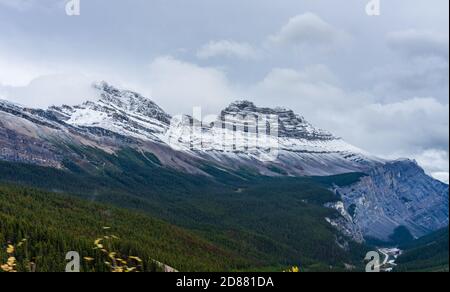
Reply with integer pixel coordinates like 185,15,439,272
1,264,11,272
7,257,16,265
129,256,143,263
6,245,14,254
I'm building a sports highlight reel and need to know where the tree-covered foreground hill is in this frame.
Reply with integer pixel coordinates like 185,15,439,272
0,184,250,272
395,228,449,272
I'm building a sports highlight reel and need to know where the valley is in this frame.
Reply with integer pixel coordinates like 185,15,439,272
0,155,371,271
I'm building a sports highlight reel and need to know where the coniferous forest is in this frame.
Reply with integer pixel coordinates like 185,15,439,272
1,147,448,272
0,184,247,272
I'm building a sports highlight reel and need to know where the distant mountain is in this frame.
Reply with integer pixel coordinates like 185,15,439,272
0,81,448,243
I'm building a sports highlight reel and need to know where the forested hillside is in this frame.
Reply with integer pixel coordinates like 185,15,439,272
0,184,249,272
0,147,370,272
395,228,449,272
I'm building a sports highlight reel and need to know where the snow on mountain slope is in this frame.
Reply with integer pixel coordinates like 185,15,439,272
49,82,170,142
163,100,382,175
1,82,382,175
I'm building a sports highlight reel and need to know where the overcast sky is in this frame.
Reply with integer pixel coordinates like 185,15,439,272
0,0,448,182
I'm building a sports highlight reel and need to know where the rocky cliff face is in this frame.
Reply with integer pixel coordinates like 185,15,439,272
333,160,449,241
220,100,335,140
0,100,65,168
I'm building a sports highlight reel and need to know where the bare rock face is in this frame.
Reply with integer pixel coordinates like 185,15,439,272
335,160,449,241
0,124,62,168
325,201,365,243
0,101,63,168
221,100,335,140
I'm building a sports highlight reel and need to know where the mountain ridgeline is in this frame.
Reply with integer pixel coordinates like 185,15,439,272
0,82,448,271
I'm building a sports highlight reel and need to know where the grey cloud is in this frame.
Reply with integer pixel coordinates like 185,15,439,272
359,30,449,104
268,12,349,49
250,65,359,114
387,30,449,60
196,40,260,60
196,13,349,60
0,0,34,10
367,56,449,103
349,98,449,154
145,56,236,115
415,149,449,180
0,52,52,87
0,0,62,10
0,73,96,108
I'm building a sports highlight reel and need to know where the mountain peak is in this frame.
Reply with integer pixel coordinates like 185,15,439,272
223,100,294,115
91,81,171,124
93,81,118,94
226,100,257,111
221,100,335,140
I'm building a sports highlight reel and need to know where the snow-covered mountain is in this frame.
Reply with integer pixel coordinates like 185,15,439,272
50,82,171,142
0,82,448,241
164,98,384,176
1,82,382,176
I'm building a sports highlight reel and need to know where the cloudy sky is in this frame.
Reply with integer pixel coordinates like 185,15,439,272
0,0,448,182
